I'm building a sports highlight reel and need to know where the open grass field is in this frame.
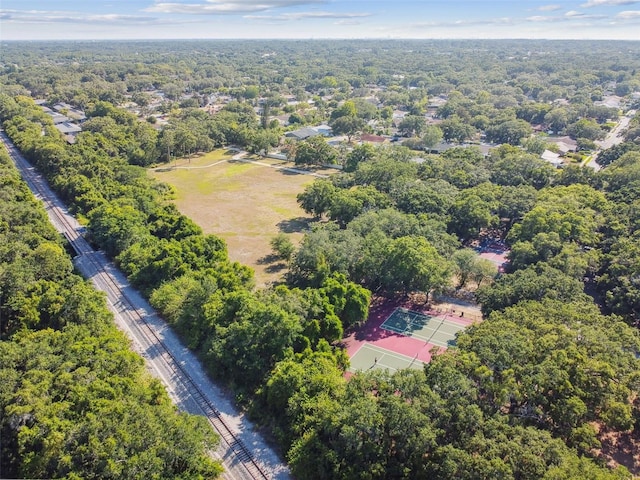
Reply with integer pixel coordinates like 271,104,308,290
149,149,334,286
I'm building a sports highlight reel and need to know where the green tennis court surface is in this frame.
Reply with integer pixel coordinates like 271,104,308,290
349,343,423,374
381,307,465,348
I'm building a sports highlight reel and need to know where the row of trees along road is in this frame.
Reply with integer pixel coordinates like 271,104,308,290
0,142,222,479
2,91,639,478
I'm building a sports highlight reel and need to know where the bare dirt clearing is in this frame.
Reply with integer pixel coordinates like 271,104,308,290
594,423,640,477
150,150,335,286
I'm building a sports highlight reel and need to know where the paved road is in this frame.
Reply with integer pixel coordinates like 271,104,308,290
587,110,636,170
238,157,329,177
1,131,291,480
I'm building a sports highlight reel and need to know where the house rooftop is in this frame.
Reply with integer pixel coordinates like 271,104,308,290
48,112,69,124
541,149,563,167
55,122,82,135
285,127,320,140
53,102,87,120
284,125,332,140
546,136,577,153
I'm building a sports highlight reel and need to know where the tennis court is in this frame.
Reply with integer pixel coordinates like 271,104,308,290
344,298,480,376
380,307,465,348
349,343,423,374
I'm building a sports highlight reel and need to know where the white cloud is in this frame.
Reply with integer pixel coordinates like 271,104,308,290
0,10,163,25
521,9,609,22
245,11,371,21
413,11,608,29
538,4,562,11
526,15,565,22
1,9,75,15
287,11,371,19
564,10,607,18
145,0,328,15
333,19,362,26
407,16,517,29
615,9,640,17
581,0,640,7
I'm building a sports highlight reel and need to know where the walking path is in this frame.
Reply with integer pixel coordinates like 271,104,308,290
155,149,329,178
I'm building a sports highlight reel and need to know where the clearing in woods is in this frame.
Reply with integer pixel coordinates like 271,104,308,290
149,149,335,286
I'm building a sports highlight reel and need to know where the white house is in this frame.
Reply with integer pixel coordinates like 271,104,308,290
541,150,563,167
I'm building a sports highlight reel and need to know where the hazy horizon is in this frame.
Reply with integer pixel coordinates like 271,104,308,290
1,0,640,41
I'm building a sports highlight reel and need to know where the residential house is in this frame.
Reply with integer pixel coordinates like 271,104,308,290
285,127,321,140
55,121,82,144
541,149,564,167
546,136,577,155
314,124,333,137
43,108,70,124
285,125,332,140
53,102,86,121
428,141,493,157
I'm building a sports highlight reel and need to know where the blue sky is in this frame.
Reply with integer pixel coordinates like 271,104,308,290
1,0,639,40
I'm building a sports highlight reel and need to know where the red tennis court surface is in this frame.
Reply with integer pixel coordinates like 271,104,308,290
476,239,509,272
344,296,479,374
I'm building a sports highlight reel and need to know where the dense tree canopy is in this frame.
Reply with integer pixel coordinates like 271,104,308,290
0,144,222,479
294,135,337,166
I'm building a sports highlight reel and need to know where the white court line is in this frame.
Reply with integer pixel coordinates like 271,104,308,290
358,343,416,362
382,308,462,347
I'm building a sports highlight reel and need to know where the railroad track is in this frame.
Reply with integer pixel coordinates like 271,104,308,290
1,132,273,480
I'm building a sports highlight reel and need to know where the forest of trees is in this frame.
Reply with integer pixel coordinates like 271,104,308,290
1,39,640,479
1,39,638,162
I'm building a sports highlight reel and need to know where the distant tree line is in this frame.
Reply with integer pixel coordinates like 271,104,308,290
2,39,638,166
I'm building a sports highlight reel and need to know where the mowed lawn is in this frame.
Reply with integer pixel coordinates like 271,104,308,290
149,149,331,286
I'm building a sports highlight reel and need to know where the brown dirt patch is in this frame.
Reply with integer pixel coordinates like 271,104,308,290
149,150,333,287
594,423,640,477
